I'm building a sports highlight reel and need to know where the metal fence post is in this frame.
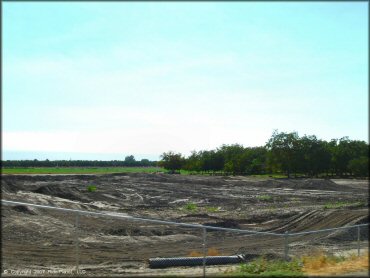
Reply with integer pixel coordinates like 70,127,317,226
357,226,361,256
284,231,289,261
202,227,207,278
75,213,80,274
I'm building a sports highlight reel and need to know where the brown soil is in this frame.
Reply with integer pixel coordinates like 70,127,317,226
1,174,368,276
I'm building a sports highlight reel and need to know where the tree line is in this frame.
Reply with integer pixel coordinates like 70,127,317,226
159,131,369,178
2,155,158,168
2,131,368,177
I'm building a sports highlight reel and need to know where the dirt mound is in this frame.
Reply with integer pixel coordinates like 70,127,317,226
204,219,241,229
257,178,355,192
1,179,21,193
105,227,174,236
269,210,368,236
33,185,91,202
131,173,227,187
297,179,349,191
326,216,369,242
11,205,37,215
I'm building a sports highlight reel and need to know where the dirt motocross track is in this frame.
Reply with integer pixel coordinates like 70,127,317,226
2,173,369,276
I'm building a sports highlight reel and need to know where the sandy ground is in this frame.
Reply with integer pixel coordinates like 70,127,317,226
1,173,369,276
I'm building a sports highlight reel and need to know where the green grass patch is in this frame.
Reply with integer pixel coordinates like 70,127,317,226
2,167,165,175
184,202,198,212
257,195,273,201
237,257,304,277
206,206,220,213
179,169,193,175
323,201,365,209
230,252,365,277
87,185,97,192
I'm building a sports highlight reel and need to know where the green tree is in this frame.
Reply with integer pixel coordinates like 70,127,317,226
209,149,225,173
140,159,150,166
219,144,245,175
183,151,202,172
124,155,136,166
299,135,331,177
331,138,368,176
348,156,369,177
159,151,185,173
245,147,267,174
266,130,300,178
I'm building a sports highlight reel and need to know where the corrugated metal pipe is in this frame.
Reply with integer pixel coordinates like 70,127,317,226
149,254,246,268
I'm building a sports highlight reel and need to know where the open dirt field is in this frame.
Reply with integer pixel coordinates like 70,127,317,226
2,173,369,276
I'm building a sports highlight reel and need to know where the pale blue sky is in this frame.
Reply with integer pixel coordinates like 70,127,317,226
3,2,368,160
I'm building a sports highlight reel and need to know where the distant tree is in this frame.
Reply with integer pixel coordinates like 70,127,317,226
198,150,213,172
219,144,245,175
266,130,300,178
244,147,267,175
124,155,136,166
1,158,158,168
196,150,224,173
315,140,332,176
209,150,225,173
299,135,331,177
348,156,369,177
331,138,368,176
140,159,150,167
159,151,185,173
2,131,368,178
183,151,202,172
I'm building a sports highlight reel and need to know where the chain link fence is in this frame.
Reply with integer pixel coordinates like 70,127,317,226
287,224,369,259
2,200,368,277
